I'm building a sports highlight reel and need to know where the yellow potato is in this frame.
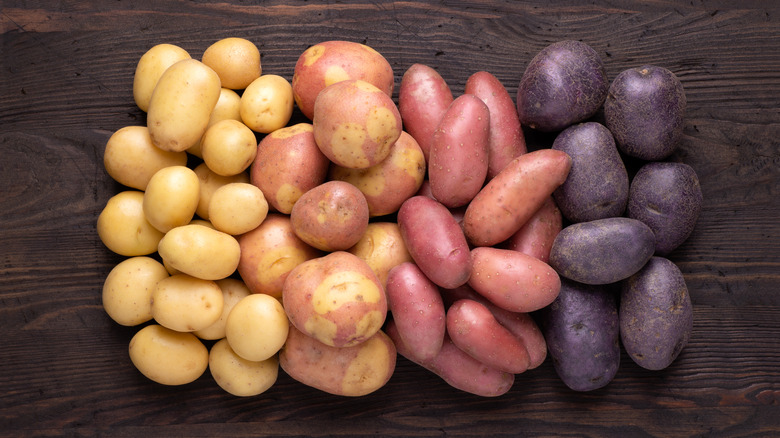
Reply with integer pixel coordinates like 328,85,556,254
188,88,243,158
240,74,294,134
103,126,187,190
133,43,191,112
143,165,200,233
128,324,208,386
157,224,241,281
150,274,224,332
225,293,289,362
208,182,269,236
193,278,252,340
347,222,413,287
97,191,164,256
209,338,278,397
102,256,169,326
147,59,221,152
201,119,258,176
193,162,249,220
201,37,262,90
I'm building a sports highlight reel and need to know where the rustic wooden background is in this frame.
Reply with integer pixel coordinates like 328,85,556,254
2,1,779,436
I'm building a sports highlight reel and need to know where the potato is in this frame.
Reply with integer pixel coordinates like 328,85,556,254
188,88,243,159
312,79,402,169
208,182,269,236
201,119,258,177
209,338,278,397
501,196,562,263
225,293,289,362
552,122,629,223
347,222,414,288
133,43,191,112
128,324,208,386
428,94,490,208
193,162,249,220
292,40,394,120
201,37,261,90
468,246,560,313
282,251,387,348
329,131,426,217
397,196,471,289
385,262,446,362
620,257,693,370
97,190,164,256
147,59,221,152
516,40,608,132
549,217,655,285
290,181,369,252
464,71,527,179
102,256,169,327
250,123,330,214
103,125,187,190
538,278,620,392
398,63,454,161
280,325,396,397
463,149,572,247
627,162,702,255
605,65,686,160
142,165,200,233
193,278,252,340
157,224,241,281
150,274,224,332
237,214,322,299
240,74,294,134
386,320,514,397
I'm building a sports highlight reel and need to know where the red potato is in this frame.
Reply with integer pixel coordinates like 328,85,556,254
397,196,471,289
501,196,563,263
463,149,572,247
428,94,490,208
385,262,446,362
468,246,561,313
398,63,454,162
464,71,527,180
386,319,514,397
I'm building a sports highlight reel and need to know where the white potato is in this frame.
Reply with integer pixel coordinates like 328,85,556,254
201,119,258,177
133,43,191,112
103,256,169,326
129,324,208,386
103,126,187,190
143,165,200,233
193,163,249,220
188,88,243,158
225,293,289,362
150,274,224,332
194,278,252,340
97,191,164,256
209,338,279,397
201,37,262,90
209,183,269,235
157,224,241,281
240,74,294,134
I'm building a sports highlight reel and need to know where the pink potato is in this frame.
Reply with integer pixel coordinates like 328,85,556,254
398,63,454,162
464,71,527,180
397,196,471,289
385,262,446,362
428,94,490,208
501,196,563,263
463,148,572,247
468,246,561,313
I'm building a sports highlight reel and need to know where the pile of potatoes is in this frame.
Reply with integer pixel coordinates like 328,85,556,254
97,36,700,398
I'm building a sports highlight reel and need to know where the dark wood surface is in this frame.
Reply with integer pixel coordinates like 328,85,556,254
2,1,779,436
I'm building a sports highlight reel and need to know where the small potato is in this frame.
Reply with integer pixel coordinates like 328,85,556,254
103,125,187,190
193,278,252,340
157,224,241,281
97,191,164,256
398,63,454,161
282,251,387,348
280,325,396,397
128,324,208,386
188,88,243,159
501,196,562,263
102,256,169,326
225,293,289,362
347,222,413,287
250,123,330,214
290,181,369,252
133,43,191,112
240,74,294,134
208,182,269,235
201,119,258,177
143,165,200,233
151,274,224,332
193,162,249,220
201,37,262,90
209,338,278,397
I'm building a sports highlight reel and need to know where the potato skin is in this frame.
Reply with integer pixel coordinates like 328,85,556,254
552,122,629,223
549,217,655,285
627,162,702,255
620,257,693,370
501,196,562,263
398,63,454,162
538,278,620,392
516,40,608,132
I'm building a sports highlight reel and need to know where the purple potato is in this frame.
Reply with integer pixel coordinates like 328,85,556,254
620,256,693,370
549,217,655,285
552,122,629,223
539,278,620,392
628,162,702,255
516,40,608,132
604,65,686,160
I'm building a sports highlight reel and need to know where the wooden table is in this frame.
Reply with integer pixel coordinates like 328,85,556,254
2,1,779,436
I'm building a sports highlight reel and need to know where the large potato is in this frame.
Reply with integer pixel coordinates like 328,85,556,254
201,37,261,90
102,256,169,327
97,190,164,256
150,274,224,333
142,165,200,233
128,324,208,386
103,125,187,190
157,224,241,281
398,63,454,161
347,222,413,288
132,43,191,112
